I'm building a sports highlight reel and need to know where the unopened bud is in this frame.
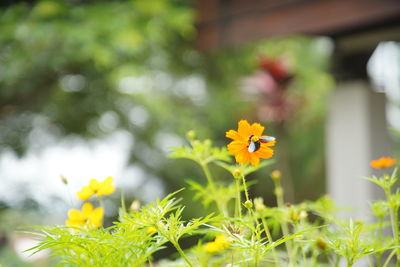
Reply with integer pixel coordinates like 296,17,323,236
316,238,328,250
299,210,308,220
271,170,281,180
289,210,299,222
233,168,242,179
372,201,388,219
60,175,68,185
244,200,253,209
129,200,141,212
186,130,196,140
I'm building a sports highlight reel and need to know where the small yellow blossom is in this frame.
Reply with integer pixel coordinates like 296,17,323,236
146,226,157,234
203,241,221,253
77,176,116,200
204,234,231,253
65,202,104,228
370,157,396,168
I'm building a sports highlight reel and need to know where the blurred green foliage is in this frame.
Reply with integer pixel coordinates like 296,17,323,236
0,0,332,210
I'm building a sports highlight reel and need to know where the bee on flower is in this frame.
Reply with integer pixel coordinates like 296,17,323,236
65,202,104,228
226,120,276,166
77,176,116,200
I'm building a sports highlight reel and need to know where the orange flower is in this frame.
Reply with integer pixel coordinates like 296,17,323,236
226,120,276,166
370,157,396,168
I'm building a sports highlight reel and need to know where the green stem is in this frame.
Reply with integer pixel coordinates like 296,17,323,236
235,179,242,219
273,178,295,266
262,218,279,267
382,249,397,267
310,247,318,267
385,188,400,262
253,216,262,267
333,255,341,267
376,218,383,267
241,174,250,202
201,163,227,216
172,241,193,267
301,242,307,265
156,226,194,267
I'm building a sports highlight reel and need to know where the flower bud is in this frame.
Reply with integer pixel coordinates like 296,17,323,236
289,210,299,222
233,168,242,179
316,238,328,250
244,200,253,209
129,200,141,212
299,210,308,220
60,175,68,185
186,130,196,140
271,170,281,180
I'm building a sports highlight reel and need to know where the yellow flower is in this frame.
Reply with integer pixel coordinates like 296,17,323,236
77,176,116,200
203,241,221,253
146,226,157,234
370,157,396,168
226,120,276,166
203,234,231,253
65,202,104,228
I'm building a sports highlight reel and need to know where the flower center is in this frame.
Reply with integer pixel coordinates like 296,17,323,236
250,135,259,143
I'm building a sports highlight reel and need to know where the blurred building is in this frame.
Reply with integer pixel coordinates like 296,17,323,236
195,0,400,219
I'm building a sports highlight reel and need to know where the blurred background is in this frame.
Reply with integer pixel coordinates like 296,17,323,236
0,0,399,265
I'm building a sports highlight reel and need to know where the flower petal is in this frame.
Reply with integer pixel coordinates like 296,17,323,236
226,129,241,141
235,149,250,164
82,202,93,217
250,123,264,137
89,207,104,228
237,120,251,137
98,176,115,197
98,184,116,197
77,186,95,200
227,140,247,154
204,242,222,253
249,153,260,166
65,219,84,227
89,179,100,191
255,146,274,159
68,209,84,221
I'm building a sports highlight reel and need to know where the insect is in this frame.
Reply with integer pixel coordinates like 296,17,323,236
248,135,276,152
